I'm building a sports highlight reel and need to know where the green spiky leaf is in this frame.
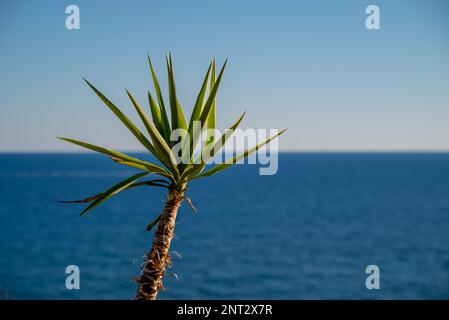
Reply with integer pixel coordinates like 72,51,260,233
189,60,227,156
193,128,287,179
79,172,150,216
202,111,246,164
126,90,180,178
57,137,172,179
61,179,170,204
83,79,157,156
205,59,216,147
185,63,213,155
180,112,246,181
148,55,171,143
145,214,162,231
147,91,162,132
167,54,188,132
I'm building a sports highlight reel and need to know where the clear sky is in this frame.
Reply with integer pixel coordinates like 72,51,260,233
0,0,448,152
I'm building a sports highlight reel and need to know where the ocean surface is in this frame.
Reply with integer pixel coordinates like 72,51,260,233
0,153,448,300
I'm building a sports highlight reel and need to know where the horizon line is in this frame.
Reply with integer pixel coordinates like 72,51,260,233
1,150,449,154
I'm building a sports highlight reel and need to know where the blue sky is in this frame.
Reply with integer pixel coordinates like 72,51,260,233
0,0,448,151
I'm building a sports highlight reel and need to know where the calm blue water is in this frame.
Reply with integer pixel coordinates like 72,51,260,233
0,153,449,299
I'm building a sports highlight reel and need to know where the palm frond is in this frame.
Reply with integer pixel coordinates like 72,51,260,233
79,172,150,216
184,62,213,158
205,59,216,147
147,55,171,143
188,60,227,156
60,179,170,204
166,54,187,132
180,112,246,181
57,137,173,179
126,90,180,178
147,91,163,134
202,112,246,164
83,79,157,156
146,214,162,231
192,128,287,179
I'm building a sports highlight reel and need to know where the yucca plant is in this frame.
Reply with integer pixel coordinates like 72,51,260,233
59,55,286,300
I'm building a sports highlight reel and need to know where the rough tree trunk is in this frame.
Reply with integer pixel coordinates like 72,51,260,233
135,191,184,300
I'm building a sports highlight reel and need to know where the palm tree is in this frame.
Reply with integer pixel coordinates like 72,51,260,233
59,55,286,300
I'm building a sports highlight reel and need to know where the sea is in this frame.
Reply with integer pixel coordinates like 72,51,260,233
0,153,448,299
